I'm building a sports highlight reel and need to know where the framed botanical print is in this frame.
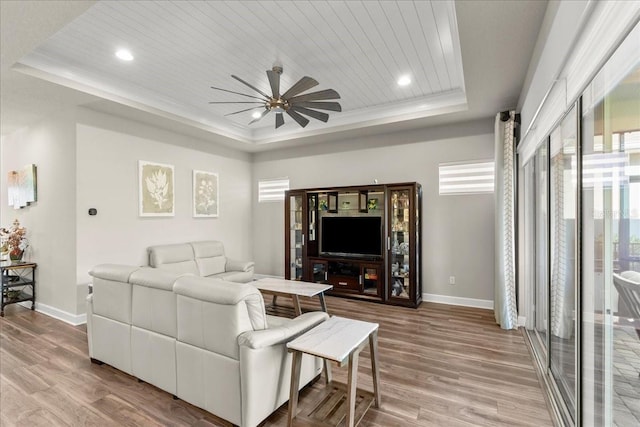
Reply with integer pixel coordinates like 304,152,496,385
193,170,219,218
139,160,175,217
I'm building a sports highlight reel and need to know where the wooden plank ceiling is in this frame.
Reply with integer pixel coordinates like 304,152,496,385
16,1,465,140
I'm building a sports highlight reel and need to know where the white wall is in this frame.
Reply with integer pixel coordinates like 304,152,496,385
1,107,253,321
252,119,496,302
1,110,78,316
1,110,493,319
75,109,253,311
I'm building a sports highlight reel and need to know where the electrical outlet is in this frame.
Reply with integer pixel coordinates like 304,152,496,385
449,276,456,285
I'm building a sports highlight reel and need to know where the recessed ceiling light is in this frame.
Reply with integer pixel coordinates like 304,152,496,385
115,49,134,61
252,111,262,119
397,75,411,86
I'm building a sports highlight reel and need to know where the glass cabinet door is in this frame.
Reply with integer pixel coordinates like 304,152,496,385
362,264,382,296
287,192,304,280
389,187,413,300
311,259,329,284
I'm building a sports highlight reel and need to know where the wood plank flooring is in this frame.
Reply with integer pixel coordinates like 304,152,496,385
0,297,553,426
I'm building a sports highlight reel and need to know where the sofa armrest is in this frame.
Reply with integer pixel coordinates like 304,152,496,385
238,311,328,349
226,258,255,273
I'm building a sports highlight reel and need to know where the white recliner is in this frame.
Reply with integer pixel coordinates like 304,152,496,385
87,264,327,427
148,240,254,283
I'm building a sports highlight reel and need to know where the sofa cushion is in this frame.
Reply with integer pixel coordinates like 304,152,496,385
89,264,138,324
148,243,199,276
130,268,181,337
192,241,227,277
174,276,267,330
212,271,253,283
174,276,267,360
130,267,181,291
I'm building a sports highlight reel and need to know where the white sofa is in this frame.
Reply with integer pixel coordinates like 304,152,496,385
148,240,254,283
87,264,327,427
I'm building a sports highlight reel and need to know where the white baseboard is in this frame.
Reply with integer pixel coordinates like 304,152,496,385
518,316,527,327
19,301,86,326
423,293,494,310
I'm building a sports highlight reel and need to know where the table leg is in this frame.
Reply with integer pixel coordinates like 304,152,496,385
31,267,36,310
287,351,302,427
324,359,332,385
369,330,381,408
346,350,359,427
318,292,328,313
292,295,302,316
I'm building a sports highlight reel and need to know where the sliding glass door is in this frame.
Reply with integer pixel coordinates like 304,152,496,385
534,143,549,357
549,107,578,419
581,32,640,426
521,23,639,427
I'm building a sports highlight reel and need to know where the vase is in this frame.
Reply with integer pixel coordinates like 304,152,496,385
9,249,23,262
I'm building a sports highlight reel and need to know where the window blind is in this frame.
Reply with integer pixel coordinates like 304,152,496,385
439,161,495,195
258,178,289,202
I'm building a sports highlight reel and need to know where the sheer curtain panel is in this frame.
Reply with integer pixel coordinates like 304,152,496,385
495,111,518,329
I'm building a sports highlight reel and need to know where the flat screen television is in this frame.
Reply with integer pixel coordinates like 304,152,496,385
321,216,382,258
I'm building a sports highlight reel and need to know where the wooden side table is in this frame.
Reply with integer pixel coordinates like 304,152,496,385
254,277,332,316
1,260,37,317
286,316,381,427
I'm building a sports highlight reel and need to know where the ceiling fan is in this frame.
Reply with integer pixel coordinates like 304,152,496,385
209,66,341,129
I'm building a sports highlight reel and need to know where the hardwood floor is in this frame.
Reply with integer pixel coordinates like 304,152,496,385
0,297,552,426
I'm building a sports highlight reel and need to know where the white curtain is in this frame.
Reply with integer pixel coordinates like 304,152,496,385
494,111,518,329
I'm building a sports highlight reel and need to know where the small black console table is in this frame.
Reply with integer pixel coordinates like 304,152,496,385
1,260,36,317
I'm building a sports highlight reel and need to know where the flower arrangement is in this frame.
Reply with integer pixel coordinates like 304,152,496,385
0,219,28,260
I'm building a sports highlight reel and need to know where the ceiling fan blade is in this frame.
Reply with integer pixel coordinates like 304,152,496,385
281,76,319,99
231,75,271,99
210,86,267,101
294,101,342,112
248,109,270,125
224,107,266,116
275,112,285,129
266,69,280,98
286,109,310,128
291,106,329,122
208,101,265,104
288,89,341,103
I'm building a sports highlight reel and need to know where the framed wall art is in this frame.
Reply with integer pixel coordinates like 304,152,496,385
193,170,219,218
7,164,37,209
139,160,175,217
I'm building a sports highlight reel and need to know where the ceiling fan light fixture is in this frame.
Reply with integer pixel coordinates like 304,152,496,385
210,65,341,129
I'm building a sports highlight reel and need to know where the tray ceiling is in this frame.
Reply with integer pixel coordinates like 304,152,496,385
14,0,467,146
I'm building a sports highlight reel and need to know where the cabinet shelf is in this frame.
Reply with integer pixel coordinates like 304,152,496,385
2,278,33,288
3,290,33,304
1,261,37,316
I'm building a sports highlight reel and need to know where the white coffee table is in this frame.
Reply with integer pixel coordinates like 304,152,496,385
286,316,381,427
254,277,332,316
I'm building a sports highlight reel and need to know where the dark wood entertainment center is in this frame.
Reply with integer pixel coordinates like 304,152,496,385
285,182,422,307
